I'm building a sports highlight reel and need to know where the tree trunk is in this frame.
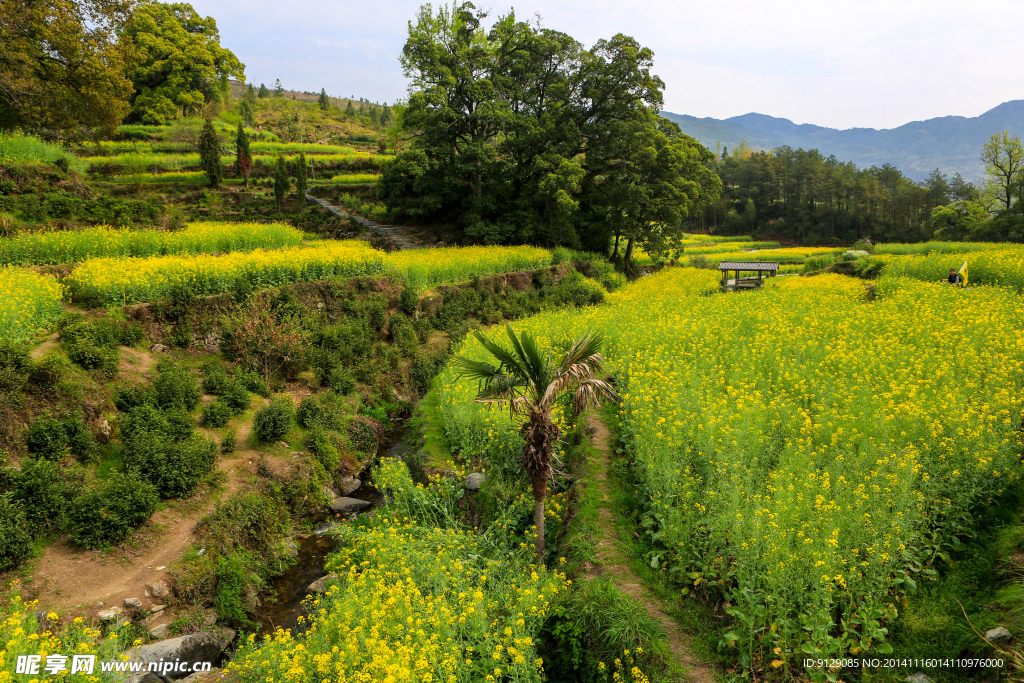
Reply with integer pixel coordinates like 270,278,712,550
623,238,636,277
521,413,558,565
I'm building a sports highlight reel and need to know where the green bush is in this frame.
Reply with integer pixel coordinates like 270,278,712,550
0,339,30,391
113,384,156,412
389,313,418,356
201,363,232,395
66,342,119,377
28,354,68,392
398,284,418,315
67,473,159,549
253,399,294,443
164,407,196,441
328,366,355,395
221,381,251,414
214,551,257,627
154,364,201,411
8,459,83,536
296,395,324,428
25,413,95,461
0,494,32,570
128,434,217,499
305,427,341,472
236,368,270,397
202,401,233,428
221,430,236,454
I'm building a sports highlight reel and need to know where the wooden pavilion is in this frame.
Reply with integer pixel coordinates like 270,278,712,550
718,261,779,290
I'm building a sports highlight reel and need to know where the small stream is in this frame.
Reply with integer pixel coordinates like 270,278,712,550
253,422,409,637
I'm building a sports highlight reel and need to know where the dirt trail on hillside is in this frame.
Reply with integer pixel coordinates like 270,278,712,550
30,454,254,615
584,414,717,683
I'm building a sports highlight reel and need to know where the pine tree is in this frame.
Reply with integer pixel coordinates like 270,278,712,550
318,88,329,112
244,83,256,103
258,83,269,98
344,100,354,118
239,98,253,126
235,121,252,188
273,153,289,208
294,152,308,198
273,79,284,97
198,119,221,187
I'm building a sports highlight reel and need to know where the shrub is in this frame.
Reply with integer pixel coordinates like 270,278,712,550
113,383,156,412
128,434,217,499
67,473,159,549
253,399,294,443
328,366,355,395
221,381,251,414
8,459,83,536
28,354,68,392
296,395,324,428
202,401,233,428
0,494,31,570
389,313,418,356
164,407,196,441
236,369,270,397
399,284,418,315
0,339,30,391
154,364,201,411
25,413,95,461
221,430,236,454
66,342,119,377
305,427,341,472
201,364,232,395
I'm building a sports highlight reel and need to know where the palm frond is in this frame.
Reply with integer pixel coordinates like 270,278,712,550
571,377,620,415
558,330,605,374
474,328,527,377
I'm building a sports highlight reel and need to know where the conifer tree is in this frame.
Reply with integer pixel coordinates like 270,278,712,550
273,79,284,97
273,153,289,208
318,88,329,111
235,121,252,188
345,100,354,118
198,118,221,187
244,83,256,103
258,83,269,98
294,152,308,199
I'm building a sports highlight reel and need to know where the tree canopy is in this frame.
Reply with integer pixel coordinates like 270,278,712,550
120,1,244,125
0,0,135,138
379,2,720,263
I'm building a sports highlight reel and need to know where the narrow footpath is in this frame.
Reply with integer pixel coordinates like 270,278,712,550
305,194,428,250
585,413,718,683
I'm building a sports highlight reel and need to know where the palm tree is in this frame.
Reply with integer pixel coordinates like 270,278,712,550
454,324,618,563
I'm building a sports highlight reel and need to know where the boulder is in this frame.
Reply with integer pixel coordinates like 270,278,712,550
146,581,169,599
465,473,487,491
906,674,934,683
329,497,371,514
150,344,170,354
307,573,338,594
338,476,361,496
985,625,1012,643
283,540,299,557
98,607,121,621
202,609,218,627
150,605,167,614
126,627,235,679
124,598,143,609
149,624,170,639
94,419,112,444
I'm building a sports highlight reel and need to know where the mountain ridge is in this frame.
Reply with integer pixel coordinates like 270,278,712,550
661,100,1024,182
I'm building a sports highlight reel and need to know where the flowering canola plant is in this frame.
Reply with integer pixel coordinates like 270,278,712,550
0,267,64,342
386,246,553,290
0,588,126,683
881,245,1024,291
231,459,570,683
64,242,385,306
434,267,1024,677
0,222,304,266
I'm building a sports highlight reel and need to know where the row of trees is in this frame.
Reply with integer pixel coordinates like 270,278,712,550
1,0,244,135
695,131,1024,244
379,3,721,267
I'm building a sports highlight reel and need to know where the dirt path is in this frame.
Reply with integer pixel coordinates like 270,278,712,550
30,454,254,616
584,413,717,683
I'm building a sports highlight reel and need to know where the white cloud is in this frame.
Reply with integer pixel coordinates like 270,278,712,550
190,0,1024,128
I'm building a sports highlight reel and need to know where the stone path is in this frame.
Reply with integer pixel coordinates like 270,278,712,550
305,194,427,250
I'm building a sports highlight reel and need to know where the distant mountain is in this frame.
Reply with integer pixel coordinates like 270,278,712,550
661,100,1024,183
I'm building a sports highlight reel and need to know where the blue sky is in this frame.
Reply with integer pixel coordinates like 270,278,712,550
190,0,1024,130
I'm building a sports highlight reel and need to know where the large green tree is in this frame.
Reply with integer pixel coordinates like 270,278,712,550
0,0,134,138
980,130,1024,211
379,3,719,251
120,1,244,124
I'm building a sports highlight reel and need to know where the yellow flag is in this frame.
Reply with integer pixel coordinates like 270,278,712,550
958,261,968,286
